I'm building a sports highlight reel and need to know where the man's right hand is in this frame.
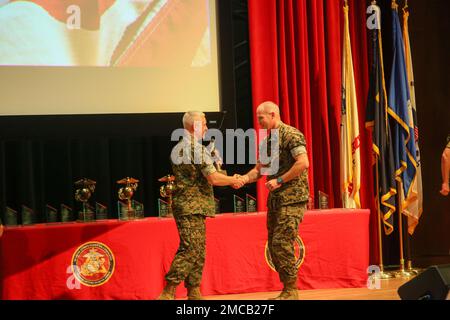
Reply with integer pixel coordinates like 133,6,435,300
231,174,246,189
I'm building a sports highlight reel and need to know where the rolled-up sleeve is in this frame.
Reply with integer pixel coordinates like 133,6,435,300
288,131,307,158
200,145,217,177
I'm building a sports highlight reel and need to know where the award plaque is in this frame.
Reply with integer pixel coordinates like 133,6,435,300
78,203,95,222
21,205,36,226
246,194,257,213
5,207,18,226
61,204,74,222
133,200,144,219
158,198,170,218
118,200,134,220
214,197,220,214
95,202,108,220
233,194,245,214
318,191,329,209
45,204,58,223
117,177,139,221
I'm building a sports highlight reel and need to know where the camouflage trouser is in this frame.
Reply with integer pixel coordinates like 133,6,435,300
165,214,206,288
267,203,306,284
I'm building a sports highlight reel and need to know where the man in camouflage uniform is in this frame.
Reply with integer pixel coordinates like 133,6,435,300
440,134,450,196
239,101,310,300
158,111,243,300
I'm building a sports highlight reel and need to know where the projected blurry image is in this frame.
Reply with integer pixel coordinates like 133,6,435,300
0,0,211,66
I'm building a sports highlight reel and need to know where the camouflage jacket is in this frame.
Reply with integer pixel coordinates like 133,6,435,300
171,134,216,217
260,122,309,210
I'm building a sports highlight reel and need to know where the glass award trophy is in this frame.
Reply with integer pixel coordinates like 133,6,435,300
158,175,175,218
95,202,108,220
21,205,36,226
118,200,131,220
61,204,74,222
117,177,139,221
214,197,220,214
78,203,95,222
307,196,314,210
74,178,96,222
318,191,329,209
45,204,58,223
246,194,257,213
132,200,144,219
158,198,170,218
5,207,18,226
233,194,245,214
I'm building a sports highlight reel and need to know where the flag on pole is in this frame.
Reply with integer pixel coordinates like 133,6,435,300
365,4,397,235
387,3,418,232
402,4,423,234
340,2,361,209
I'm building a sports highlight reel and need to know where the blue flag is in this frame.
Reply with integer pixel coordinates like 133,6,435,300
387,4,418,214
365,7,397,235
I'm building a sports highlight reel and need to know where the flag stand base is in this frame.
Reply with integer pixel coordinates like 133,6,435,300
406,260,422,275
394,269,414,279
375,271,396,280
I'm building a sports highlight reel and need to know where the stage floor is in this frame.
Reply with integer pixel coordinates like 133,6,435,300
181,278,409,300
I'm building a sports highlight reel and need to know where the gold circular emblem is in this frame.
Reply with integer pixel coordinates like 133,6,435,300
71,241,115,287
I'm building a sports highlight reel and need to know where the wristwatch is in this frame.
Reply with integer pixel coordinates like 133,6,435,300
276,177,284,185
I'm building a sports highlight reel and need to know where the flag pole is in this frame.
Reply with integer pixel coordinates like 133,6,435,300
394,181,413,278
406,232,421,275
402,0,422,277
375,161,394,279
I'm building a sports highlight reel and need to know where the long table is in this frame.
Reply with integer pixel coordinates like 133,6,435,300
0,209,370,299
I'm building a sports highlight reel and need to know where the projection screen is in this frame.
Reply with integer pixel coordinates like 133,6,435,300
0,0,221,116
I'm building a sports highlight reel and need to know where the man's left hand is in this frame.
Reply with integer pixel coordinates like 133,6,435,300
265,179,281,192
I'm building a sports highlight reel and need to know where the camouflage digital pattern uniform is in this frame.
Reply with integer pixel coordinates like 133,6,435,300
261,122,309,284
164,134,216,288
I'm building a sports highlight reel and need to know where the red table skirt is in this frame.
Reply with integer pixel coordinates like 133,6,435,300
0,209,370,299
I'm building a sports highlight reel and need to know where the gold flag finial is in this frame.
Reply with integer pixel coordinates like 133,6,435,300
403,0,409,15
344,0,348,7
392,0,398,10
371,0,377,5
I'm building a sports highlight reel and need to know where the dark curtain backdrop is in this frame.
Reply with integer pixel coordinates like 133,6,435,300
0,136,257,222
0,137,175,221
247,0,377,262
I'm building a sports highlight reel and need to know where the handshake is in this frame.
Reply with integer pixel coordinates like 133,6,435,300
230,174,249,189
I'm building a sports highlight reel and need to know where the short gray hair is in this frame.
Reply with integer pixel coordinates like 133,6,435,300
182,111,205,129
256,101,280,115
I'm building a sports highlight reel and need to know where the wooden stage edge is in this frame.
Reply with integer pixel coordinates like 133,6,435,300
177,278,409,300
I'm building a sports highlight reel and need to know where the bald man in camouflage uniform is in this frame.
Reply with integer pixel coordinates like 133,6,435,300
158,111,243,300
240,101,309,300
